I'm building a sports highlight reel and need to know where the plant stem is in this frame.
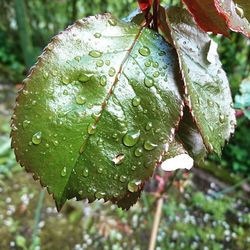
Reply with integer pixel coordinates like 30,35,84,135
148,197,164,250
30,190,45,250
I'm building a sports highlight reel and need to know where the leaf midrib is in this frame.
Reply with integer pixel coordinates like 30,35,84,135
58,25,145,206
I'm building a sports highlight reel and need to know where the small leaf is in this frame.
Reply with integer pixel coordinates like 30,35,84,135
11,14,183,210
166,7,236,155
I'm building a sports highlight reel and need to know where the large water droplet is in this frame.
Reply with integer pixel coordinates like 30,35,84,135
128,179,142,192
139,46,150,56
89,50,102,58
61,167,67,177
123,130,140,147
32,131,42,145
132,97,141,107
134,147,143,157
144,140,158,151
76,95,86,105
144,76,154,88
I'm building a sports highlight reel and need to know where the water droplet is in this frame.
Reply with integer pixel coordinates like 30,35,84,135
83,168,89,177
144,76,154,88
32,131,42,145
79,73,93,82
145,122,153,131
219,114,225,123
62,76,69,85
88,124,96,135
63,90,68,95
108,67,116,77
114,174,118,180
105,60,110,66
112,154,125,165
89,50,102,58
132,97,141,107
145,61,151,67
131,165,136,171
95,191,106,199
74,56,81,62
100,75,107,86
128,179,142,192
153,71,159,78
119,175,127,183
61,167,67,177
207,100,214,107
108,19,117,26
22,120,30,128
76,95,86,105
96,59,104,67
94,32,102,38
122,130,140,147
153,62,159,68
97,167,103,174
144,140,158,151
43,72,49,79
139,46,150,57
134,147,143,157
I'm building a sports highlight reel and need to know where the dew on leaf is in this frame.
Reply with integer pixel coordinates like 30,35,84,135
153,62,159,68
119,175,127,183
87,124,97,135
128,179,142,192
132,97,141,107
145,122,153,131
94,32,102,38
79,73,93,82
62,76,69,85
96,59,104,67
61,167,67,177
76,95,86,105
89,50,102,58
100,75,107,86
112,154,125,165
95,191,106,199
122,130,140,147
105,60,110,66
134,147,143,157
145,61,151,67
131,165,136,171
144,140,158,151
139,46,150,56
153,71,160,78
97,167,103,174
108,19,117,26
219,114,225,123
32,131,42,145
108,67,116,77
144,76,154,88
22,120,30,128
74,56,81,62
83,168,89,177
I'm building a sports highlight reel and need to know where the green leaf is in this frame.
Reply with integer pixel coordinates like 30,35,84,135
166,7,236,155
177,106,207,163
11,14,183,210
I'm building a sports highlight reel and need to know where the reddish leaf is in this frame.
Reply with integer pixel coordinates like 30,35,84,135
214,0,250,38
137,0,153,12
182,0,250,38
182,0,230,36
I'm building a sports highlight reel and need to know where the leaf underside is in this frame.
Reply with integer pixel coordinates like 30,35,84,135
11,14,183,210
167,7,236,155
182,0,250,38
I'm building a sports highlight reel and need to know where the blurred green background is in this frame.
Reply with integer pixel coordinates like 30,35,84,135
0,0,249,249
